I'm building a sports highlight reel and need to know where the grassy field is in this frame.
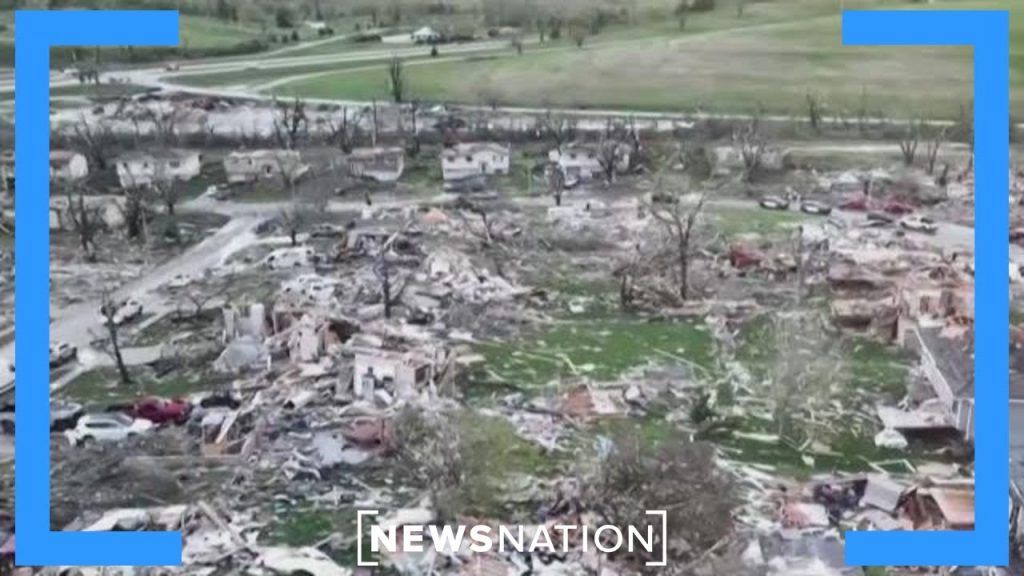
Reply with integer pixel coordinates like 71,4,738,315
0,13,280,66
264,0,1021,118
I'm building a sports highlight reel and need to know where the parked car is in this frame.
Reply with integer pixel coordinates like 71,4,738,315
0,411,12,435
131,396,192,425
900,215,938,234
800,201,832,216
839,197,869,211
864,212,894,227
49,342,77,367
311,223,347,238
884,201,915,215
51,400,84,431
101,298,144,325
1010,228,1024,245
759,196,790,211
263,247,316,269
65,413,153,446
164,62,180,71
113,298,144,325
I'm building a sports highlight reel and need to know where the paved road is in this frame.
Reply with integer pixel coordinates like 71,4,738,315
0,214,263,387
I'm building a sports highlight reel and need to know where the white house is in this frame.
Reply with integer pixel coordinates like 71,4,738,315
223,149,308,184
347,147,405,183
115,149,202,188
49,150,89,183
411,26,441,44
440,142,510,182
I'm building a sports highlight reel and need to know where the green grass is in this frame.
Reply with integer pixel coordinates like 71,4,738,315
711,206,810,238
473,316,714,395
721,315,922,475
50,83,155,101
454,410,565,516
270,0,1021,118
172,58,390,88
61,366,231,406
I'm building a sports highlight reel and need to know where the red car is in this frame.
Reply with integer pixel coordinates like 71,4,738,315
132,396,192,425
883,201,915,216
839,197,869,211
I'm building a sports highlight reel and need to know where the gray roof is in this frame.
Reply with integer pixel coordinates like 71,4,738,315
918,326,974,398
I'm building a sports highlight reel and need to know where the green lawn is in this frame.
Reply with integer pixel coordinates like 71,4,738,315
269,0,1022,118
61,365,232,406
474,316,715,395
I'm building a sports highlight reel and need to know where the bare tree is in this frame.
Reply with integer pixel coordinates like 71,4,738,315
119,186,151,242
583,426,736,569
806,91,824,133
405,101,422,157
388,56,405,103
768,311,846,438
546,163,566,206
72,115,114,170
323,106,366,153
454,197,497,246
925,125,949,176
272,97,309,149
732,117,767,183
596,137,626,183
648,183,710,300
99,290,132,385
177,278,231,320
392,406,463,517
539,110,576,147
373,225,413,319
137,104,186,147
900,121,921,166
277,154,309,246
64,187,103,261
278,204,306,247
374,251,409,320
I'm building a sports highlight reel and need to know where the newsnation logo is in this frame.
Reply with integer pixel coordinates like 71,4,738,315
356,510,667,567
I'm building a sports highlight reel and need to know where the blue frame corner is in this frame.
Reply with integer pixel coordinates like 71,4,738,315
14,10,183,566
842,9,1009,567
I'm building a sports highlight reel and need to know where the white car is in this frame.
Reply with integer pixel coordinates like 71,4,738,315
49,342,78,367
899,215,938,234
263,247,316,270
65,413,153,446
759,196,790,211
103,298,143,326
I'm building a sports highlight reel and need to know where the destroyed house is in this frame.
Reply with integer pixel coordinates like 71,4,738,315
115,149,202,188
223,149,307,184
440,142,510,182
351,349,434,404
49,150,88,183
347,147,404,183
902,325,975,438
